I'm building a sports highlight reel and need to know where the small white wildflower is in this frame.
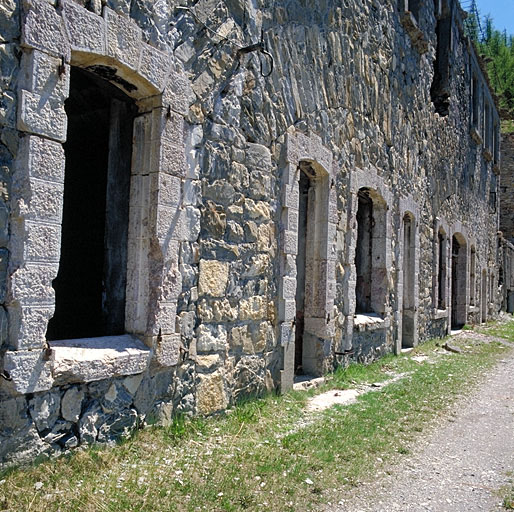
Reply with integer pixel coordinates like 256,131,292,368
305,478,314,485
217,492,223,497
34,482,43,491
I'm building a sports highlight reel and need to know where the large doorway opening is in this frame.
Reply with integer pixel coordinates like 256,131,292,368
294,161,330,376
402,213,416,347
46,67,137,341
294,169,309,373
451,234,467,329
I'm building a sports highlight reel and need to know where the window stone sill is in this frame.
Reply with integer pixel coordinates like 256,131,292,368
353,313,389,332
51,335,151,386
433,308,448,320
3,335,152,394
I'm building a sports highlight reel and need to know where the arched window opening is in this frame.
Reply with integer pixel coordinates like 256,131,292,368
355,188,387,316
46,67,137,341
437,229,447,309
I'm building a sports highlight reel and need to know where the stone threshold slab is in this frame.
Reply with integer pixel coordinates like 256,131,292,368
51,334,151,385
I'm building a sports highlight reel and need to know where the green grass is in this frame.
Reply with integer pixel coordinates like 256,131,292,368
499,472,514,510
0,320,512,512
477,315,514,341
504,486,514,509
501,119,514,134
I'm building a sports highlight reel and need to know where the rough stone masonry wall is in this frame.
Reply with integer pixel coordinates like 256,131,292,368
500,133,514,312
0,0,502,467
500,133,514,243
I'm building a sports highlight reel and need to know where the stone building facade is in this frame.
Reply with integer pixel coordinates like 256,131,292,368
500,134,514,243
0,0,503,465
500,133,514,312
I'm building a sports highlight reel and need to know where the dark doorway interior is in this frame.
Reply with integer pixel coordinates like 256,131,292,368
402,214,415,348
46,67,136,341
355,189,373,314
294,170,310,373
437,231,446,309
451,235,466,329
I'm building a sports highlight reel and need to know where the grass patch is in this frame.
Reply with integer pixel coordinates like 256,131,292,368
501,119,514,134
1,322,512,512
499,472,514,510
504,485,514,510
477,315,514,341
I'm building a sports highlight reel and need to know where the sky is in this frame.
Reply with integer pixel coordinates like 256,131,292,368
474,0,514,37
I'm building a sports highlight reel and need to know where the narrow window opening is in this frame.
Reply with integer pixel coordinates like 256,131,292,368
483,103,490,150
402,213,416,348
493,122,500,165
407,0,421,20
471,75,479,129
431,3,451,116
46,67,136,341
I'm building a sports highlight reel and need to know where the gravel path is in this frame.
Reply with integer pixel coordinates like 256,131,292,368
330,341,514,512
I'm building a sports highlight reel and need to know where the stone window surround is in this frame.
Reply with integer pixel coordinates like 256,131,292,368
278,132,337,391
346,168,393,337
3,0,192,394
395,196,420,353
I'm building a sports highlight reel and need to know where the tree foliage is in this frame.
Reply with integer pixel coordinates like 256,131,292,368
474,17,514,121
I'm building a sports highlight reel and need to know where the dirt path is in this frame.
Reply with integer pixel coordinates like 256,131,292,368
330,339,514,512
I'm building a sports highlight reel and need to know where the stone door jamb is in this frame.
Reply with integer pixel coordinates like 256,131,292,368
278,132,337,391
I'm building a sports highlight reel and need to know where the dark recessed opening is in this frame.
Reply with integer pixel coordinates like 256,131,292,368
295,169,310,373
355,188,373,314
46,67,137,341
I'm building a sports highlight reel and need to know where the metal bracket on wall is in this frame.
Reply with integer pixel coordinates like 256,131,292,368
237,40,274,78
